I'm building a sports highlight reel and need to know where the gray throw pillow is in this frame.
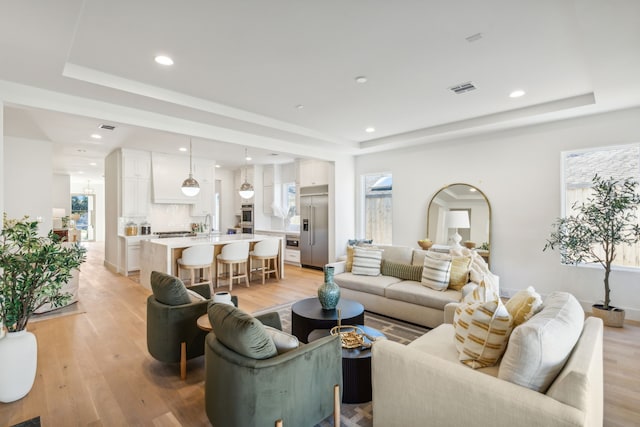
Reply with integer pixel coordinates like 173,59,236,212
208,303,278,359
150,271,191,306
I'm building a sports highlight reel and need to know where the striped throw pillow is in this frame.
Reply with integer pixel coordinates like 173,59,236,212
421,252,452,291
381,260,423,282
454,298,513,368
351,247,383,276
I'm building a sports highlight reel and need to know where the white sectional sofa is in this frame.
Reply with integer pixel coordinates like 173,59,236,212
327,244,492,328
371,292,604,427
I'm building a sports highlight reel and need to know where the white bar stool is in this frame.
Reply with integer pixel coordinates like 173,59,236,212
177,245,214,288
250,239,280,284
216,241,250,291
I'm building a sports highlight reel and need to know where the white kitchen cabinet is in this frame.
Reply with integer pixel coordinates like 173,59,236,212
127,241,141,271
122,177,150,217
284,248,300,265
151,152,198,204
263,165,274,187
298,159,329,187
263,185,274,214
123,149,150,179
190,160,216,216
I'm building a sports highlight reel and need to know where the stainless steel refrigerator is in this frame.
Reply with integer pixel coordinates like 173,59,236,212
300,193,329,269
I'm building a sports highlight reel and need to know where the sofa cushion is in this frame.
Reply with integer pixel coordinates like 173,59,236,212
334,272,402,296
454,299,513,368
505,286,543,327
409,324,499,377
264,325,300,354
421,252,452,291
463,274,499,303
352,247,383,276
150,271,191,306
385,281,461,310
377,244,414,264
208,303,277,359
498,291,584,392
449,256,471,291
381,260,423,282
411,249,429,266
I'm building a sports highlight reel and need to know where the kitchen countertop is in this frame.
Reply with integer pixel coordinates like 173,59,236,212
254,229,300,236
146,233,281,249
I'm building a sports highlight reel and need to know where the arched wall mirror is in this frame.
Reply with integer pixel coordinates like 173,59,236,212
427,183,491,264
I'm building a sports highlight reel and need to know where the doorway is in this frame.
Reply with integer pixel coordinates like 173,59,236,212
71,193,96,242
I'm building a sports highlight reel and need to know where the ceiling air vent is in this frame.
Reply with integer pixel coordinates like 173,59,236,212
449,82,476,94
98,124,116,130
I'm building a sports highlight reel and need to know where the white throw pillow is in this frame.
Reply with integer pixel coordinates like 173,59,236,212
498,292,584,392
454,298,513,368
421,252,452,291
351,247,383,276
186,288,207,302
463,274,499,303
263,325,300,354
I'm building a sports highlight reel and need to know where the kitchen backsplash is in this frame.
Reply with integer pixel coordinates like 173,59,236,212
120,204,200,234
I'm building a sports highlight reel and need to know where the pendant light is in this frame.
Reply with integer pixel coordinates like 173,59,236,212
238,147,254,199
181,138,200,197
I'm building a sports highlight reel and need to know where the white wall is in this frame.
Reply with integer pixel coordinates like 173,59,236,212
0,103,4,220
53,174,71,216
3,136,53,234
355,107,640,320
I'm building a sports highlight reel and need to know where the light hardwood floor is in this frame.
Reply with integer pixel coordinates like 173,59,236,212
0,242,638,426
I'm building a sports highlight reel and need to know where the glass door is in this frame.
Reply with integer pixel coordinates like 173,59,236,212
71,193,96,242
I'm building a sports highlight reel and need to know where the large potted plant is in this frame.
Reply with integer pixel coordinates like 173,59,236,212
0,214,86,402
544,175,640,327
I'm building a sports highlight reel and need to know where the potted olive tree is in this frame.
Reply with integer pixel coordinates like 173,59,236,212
544,175,640,327
0,214,86,402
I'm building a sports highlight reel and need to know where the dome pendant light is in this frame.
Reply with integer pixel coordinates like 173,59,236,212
181,138,200,197
238,147,254,199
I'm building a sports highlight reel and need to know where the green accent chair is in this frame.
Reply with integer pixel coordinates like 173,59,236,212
204,303,343,427
146,271,238,379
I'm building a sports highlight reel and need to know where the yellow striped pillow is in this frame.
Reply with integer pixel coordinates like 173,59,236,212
454,298,513,368
448,256,471,291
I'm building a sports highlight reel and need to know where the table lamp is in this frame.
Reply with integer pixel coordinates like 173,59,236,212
446,211,470,249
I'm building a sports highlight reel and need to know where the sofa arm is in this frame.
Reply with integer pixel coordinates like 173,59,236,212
443,303,460,324
326,260,346,275
372,340,585,427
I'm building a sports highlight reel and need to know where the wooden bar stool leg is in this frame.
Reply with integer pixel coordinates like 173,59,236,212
262,259,266,284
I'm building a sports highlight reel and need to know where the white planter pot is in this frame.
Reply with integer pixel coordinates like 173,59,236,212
213,291,234,305
0,329,38,402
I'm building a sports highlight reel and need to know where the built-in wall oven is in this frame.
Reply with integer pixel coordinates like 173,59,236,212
240,204,254,234
285,235,300,249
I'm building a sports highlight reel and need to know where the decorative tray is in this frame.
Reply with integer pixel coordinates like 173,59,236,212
330,325,371,349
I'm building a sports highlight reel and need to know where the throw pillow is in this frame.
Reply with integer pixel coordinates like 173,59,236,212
264,325,300,354
150,271,191,306
208,303,277,359
381,260,423,282
498,292,584,392
351,247,383,276
347,238,373,246
449,256,471,291
505,286,543,327
463,274,499,303
186,288,207,302
454,298,513,368
421,252,452,291
345,245,354,272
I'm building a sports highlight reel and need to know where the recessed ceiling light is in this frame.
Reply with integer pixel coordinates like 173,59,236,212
78,171,84,174
295,104,304,109
154,55,174,66
215,164,221,168
90,134,102,139
509,89,526,98
365,127,376,133
355,76,368,84
89,162,97,166
245,156,252,161
179,147,187,152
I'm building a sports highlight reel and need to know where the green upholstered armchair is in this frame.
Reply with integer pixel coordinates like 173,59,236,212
205,304,342,427
146,271,212,379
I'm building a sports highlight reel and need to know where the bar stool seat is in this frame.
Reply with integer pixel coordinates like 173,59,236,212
178,245,214,288
216,241,250,291
250,239,280,284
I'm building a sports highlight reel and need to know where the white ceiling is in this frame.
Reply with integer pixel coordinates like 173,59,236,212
1,0,639,184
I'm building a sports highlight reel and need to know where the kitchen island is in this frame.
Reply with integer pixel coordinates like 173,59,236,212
139,233,284,289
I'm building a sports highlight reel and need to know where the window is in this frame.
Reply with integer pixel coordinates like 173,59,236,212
563,143,640,268
283,182,299,231
362,173,392,244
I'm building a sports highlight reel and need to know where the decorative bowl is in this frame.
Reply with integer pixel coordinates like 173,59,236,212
418,240,433,250
463,241,476,249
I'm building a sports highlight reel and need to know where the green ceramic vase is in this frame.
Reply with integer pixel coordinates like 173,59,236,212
318,266,340,310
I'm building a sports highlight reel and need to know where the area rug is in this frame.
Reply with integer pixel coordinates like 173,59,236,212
10,416,40,427
253,302,430,426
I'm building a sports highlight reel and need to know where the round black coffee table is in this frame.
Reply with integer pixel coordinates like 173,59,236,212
308,325,387,403
291,298,364,343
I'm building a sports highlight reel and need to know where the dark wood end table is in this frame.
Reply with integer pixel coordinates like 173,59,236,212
308,325,387,403
290,297,365,343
